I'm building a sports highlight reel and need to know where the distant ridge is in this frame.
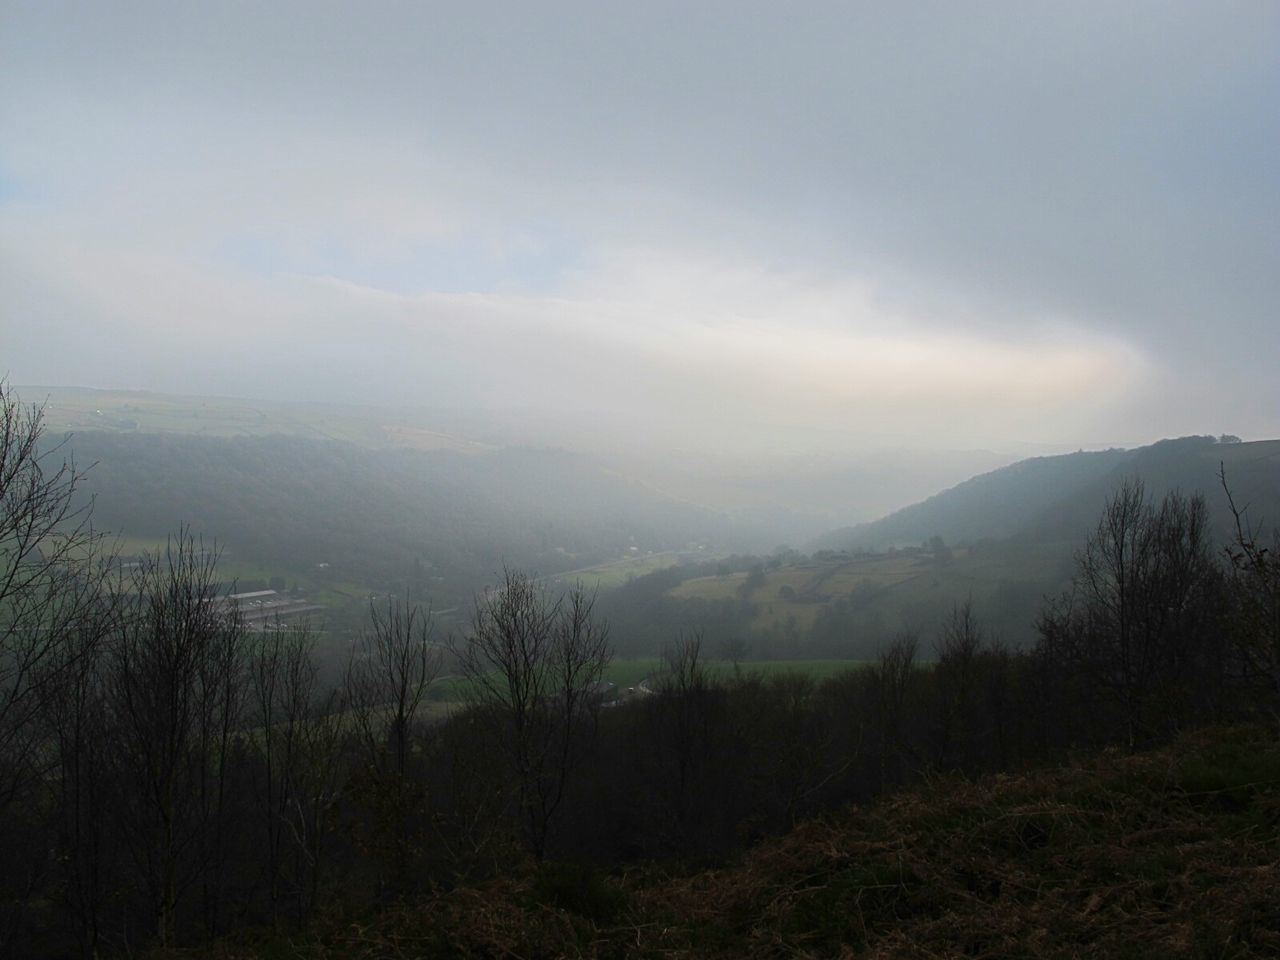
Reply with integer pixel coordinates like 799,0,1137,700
816,435,1280,551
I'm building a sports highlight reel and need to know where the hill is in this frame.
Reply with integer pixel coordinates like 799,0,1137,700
24,383,496,452
60,431,742,615
647,435,1280,656
657,541,1068,653
817,435,1280,552
23,384,1030,545
209,724,1280,959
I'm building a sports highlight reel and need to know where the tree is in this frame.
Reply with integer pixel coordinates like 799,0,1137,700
43,613,122,958
343,599,441,780
651,629,721,847
249,620,339,925
1221,467,1280,732
927,535,953,565
0,381,115,805
738,671,846,829
106,533,247,946
719,634,750,675
452,568,610,860
870,632,917,789
660,628,709,697
1036,480,1223,746
931,600,982,769
0,383,120,955
342,598,441,893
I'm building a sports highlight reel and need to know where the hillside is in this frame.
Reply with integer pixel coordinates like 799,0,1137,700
657,541,1069,654
26,384,496,452
27,385,1023,543
817,436,1280,552
642,435,1280,657
200,724,1280,959
61,431,742,612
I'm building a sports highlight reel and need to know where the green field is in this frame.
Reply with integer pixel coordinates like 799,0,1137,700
729,658,871,679
542,551,699,591
103,534,373,609
671,553,935,633
605,658,661,688
669,545,1072,642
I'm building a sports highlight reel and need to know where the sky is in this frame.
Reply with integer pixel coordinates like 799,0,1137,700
2,1,1277,455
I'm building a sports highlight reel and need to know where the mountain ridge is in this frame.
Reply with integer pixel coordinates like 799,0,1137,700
816,435,1280,552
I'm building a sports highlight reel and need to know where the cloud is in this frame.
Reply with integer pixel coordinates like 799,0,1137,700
2,211,1151,450
2,1,1276,449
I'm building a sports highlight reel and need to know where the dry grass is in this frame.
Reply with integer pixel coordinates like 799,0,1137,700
192,725,1280,959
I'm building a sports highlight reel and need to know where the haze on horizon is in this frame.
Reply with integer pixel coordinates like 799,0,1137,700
2,2,1277,458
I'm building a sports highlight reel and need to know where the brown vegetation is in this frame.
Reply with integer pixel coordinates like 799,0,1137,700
192,724,1280,959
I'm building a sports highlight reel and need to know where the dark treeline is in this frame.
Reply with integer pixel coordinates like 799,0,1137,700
595,553,768,656
4,384,1280,957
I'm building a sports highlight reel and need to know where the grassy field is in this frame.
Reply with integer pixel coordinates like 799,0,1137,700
673,552,969,605
670,553,935,634
102,534,373,609
730,658,871,679
605,658,662,689
669,545,1072,641
543,551,693,591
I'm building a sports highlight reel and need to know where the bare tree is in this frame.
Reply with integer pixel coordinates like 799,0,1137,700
743,672,848,829
341,599,442,894
249,620,336,925
289,684,343,920
871,632,917,789
1221,466,1280,732
106,532,246,947
653,629,717,846
343,598,441,780
1037,479,1222,746
932,600,982,769
659,628,710,697
0,380,115,805
42,610,126,959
452,568,610,860
719,635,751,677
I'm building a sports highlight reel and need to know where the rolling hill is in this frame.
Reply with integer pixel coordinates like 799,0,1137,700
817,435,1280,552
60,430,744,614
671,435,1280,655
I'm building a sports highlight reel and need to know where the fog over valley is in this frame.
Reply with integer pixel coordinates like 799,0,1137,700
5,3,1277,454
3,4,1279,957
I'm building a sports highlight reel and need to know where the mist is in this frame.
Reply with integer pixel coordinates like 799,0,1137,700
4,1,1277,459
6,6,1280,954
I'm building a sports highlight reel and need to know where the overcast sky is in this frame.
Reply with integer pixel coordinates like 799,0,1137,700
2,1,1276,454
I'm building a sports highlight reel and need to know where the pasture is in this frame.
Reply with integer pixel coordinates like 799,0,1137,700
667,545,1069,644
543,551,689,591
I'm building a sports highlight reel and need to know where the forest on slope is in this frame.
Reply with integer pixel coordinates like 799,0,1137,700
61,430,744,611
817,435,1280,553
